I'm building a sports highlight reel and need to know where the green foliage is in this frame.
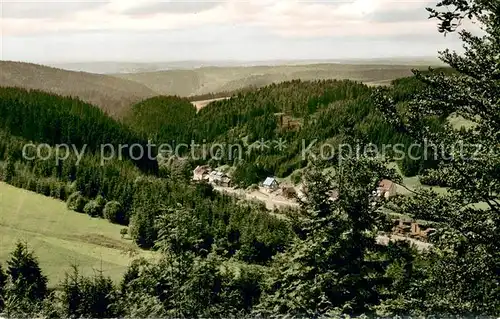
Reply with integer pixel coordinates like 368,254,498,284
3,158,15,183
125,95,196,143
290,170,302,185
83,200,101,217
120,228,128,238
258,159,400,316
2,2,498,316
81,194,106,217
6,242,48,303
118,291,167,319
232,161,270,188
119,252,265,318
129,208,158,249
0,87,157,172
0,263,6,311
104,201,124,224
59,265,118,318
122,78,431,180
66,191,87,213
373,1,500,315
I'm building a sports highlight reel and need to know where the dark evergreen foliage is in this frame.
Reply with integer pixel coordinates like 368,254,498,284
6,242,48,303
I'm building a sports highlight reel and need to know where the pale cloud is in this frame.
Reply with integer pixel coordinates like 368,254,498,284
122,1,223,16
1,1,107,19
1,0,468,62
2,0,437,37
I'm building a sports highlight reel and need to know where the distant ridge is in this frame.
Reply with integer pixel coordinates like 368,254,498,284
113,63,437,96
0,61,157,117
50,57,442,74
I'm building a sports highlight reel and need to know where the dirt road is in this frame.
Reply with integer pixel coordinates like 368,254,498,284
213,185,432,251
213,186,299,210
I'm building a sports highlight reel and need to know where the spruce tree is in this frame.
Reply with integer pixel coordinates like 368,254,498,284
258,158,399,316
374,0,500,315
6,242,48,303
0,263,7,311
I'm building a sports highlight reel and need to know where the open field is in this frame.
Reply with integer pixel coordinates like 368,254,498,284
0,182,152,286
191,97,230,111
115,63,437,97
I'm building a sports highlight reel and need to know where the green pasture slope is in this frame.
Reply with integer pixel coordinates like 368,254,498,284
0,182,151,286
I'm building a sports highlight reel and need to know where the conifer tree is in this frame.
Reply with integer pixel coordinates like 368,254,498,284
0,263,7,311
258,158,399,316
6,242,48,303
374,0,500,314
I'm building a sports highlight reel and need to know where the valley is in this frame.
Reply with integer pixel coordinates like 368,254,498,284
0,0,497,316
0,52,497,317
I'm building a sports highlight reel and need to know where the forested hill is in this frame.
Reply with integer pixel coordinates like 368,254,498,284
124,95,197,143
0,87,156,172
126,78,438,182
0,61,157,117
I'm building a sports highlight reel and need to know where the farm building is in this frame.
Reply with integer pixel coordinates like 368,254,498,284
263,177,279,190
208,171,232,187
377,179,396,199
193,165,211,181
392,218,436,242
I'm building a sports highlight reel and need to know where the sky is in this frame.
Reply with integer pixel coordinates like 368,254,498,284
0,0,466,63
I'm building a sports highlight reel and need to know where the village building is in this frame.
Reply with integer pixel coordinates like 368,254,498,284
193,165,211,181
392,218,436,242
377,179,397,199
208,170,232,187
220,176,232,188
263,177,279,191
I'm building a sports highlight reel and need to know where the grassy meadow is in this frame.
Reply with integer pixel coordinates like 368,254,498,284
0,182,152,286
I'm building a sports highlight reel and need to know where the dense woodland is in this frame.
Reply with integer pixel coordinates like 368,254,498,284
124,77,443,185
0,0,499,317
0,61,157,117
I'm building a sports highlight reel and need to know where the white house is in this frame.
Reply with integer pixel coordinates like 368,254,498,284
263,177,279,190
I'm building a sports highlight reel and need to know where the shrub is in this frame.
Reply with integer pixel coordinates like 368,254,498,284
120,228,128,238
290,170,302,185
103,201,124,224
83,201,101,217
92,195,106,217
94,195,106,208
419,168,450,187
67,181,77,195
3,159,15,183
26,178,37,192
49,180,67,200
247,184,259,191
67,192,87,213
36,180,51,197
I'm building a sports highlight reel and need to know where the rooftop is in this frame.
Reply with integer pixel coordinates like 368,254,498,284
263,177,278,187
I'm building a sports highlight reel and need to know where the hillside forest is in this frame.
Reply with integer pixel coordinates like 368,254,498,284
0,0,498,317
